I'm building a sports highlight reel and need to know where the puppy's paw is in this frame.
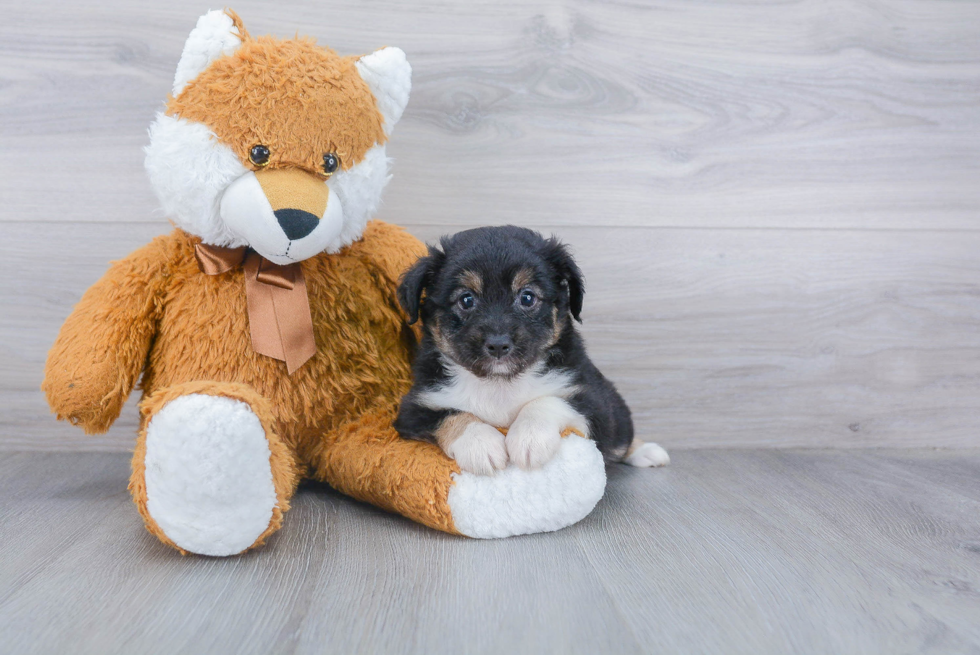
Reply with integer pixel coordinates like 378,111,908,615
507,396,587,470
507,426,562,470
444,422,509,476
506,418,562,471
626,441,670,467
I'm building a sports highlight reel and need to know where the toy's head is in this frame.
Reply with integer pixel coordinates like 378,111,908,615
145,10,410,264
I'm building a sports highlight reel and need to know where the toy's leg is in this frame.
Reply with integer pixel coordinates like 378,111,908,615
310,405,606,538
130,381,300,556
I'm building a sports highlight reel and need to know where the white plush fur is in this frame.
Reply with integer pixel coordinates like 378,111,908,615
327,144,392,251
506,396,589,470
448,435,606,539
355,47,412,135
626,442,671,467
173,10,242,97
420,359,579,428
144,114,250,247
445,422,509,476
143,394,277,556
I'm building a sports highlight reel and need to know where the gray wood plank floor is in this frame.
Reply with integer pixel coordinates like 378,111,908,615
2,449,979,655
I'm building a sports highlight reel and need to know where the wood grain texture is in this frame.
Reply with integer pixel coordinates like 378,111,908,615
1,0,978,229
2,0,980,450
1,449,979,654
4,221,978,450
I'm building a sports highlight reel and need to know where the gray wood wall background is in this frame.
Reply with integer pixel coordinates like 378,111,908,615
1,0,978,452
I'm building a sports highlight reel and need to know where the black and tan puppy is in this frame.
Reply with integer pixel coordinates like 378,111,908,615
394,226,669,475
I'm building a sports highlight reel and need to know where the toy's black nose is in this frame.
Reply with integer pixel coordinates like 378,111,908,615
275,208,319,240
484,335,513,359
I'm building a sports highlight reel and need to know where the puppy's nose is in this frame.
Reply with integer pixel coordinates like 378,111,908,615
484,335,513,359
275,208,319,240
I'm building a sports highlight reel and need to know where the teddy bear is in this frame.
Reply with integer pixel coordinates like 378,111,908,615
41,9,606,556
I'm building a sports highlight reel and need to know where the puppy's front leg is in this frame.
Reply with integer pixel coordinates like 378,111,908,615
437,412,509,476
507,397,589,470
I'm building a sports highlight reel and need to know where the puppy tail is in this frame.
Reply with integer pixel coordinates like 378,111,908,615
623,439,670,468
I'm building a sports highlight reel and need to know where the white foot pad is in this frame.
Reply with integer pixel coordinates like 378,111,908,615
448,435,606,539
144,393,277,556
626,442,671,467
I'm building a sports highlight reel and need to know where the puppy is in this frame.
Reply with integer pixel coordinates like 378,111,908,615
394,226,670,475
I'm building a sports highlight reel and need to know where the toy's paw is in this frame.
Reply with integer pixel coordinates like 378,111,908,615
448,435,606,539
626,442,671,468
143,393,277,556
445,422,508,476
506,396,587,470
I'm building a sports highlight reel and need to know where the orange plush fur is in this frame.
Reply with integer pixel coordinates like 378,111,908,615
44,222,464,550
42,13,465,553
43,221,459,545
169,35,386,176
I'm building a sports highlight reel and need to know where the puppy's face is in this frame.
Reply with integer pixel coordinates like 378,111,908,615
399,227,584,378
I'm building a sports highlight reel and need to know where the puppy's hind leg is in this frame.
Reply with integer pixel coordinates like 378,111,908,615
624,439,670,467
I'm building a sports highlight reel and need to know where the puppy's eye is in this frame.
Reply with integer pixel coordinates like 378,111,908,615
458,292,476,310
322,153,341,176
249,145,270,167
519,290,537,307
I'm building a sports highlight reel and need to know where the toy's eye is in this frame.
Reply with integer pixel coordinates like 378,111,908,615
249,145,270,167
458,292,476,310
322,153,341,176
519,290,537,307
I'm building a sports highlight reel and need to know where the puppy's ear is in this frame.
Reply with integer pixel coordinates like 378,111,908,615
398,245,445,325
543,237,585,322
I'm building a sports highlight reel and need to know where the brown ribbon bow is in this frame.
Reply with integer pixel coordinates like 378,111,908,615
195,243,316,374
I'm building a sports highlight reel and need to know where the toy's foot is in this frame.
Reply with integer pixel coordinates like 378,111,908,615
314,407,604,539
448,435,606,539
132,383,297,556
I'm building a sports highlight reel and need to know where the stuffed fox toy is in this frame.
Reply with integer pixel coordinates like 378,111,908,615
42,10,606,556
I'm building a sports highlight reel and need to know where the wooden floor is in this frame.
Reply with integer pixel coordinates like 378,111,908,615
1,449,978,655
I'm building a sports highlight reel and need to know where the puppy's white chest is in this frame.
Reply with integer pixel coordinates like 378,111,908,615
420,363,576,427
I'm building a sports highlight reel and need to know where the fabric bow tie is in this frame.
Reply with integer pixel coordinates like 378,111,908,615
194,242,316,374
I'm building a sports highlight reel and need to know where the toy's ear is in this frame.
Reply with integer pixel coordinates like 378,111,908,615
172,10,245,97
398,245,445,325
356,47,412,136
543,237,585,323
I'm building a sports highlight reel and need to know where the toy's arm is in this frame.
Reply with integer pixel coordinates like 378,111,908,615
42,235,174,434
352,220,428,340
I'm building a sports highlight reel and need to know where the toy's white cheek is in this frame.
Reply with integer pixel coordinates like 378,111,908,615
144,113,250,248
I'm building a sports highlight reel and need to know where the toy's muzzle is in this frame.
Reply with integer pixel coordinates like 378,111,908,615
255,169,329,241
219,166,344,265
